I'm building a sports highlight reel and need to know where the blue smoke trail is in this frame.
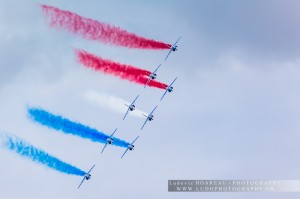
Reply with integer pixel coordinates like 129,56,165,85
27,107,129,148
0,132,86,176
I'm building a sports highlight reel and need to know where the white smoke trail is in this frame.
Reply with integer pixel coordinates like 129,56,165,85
84,90,147,118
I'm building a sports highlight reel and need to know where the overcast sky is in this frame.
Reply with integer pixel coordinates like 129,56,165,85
1,0,300,198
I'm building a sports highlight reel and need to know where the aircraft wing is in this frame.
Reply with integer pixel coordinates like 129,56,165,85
87,164,95,174
78,178,85,189
123,107,130,120
149,106,158,116
144,76,152,88
101,143,108,154
121,148,129,158
160,90,168,101
165,49,172,61
169,77,178,87
153,64,161,74
141,118,149,130
174,36,181,46
131,136,139,145
111,128,117,137
131,95,139,105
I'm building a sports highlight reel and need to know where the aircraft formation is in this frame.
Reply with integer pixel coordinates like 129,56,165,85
0,4,181,190
77,36,181,189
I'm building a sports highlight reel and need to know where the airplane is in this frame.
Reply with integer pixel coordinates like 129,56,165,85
141,106,158,130
123,95,139,120
165,36,181,61
101,128,117,153
78,164,95,189
160,77,178,101
121,136,139,158
144,64,161,88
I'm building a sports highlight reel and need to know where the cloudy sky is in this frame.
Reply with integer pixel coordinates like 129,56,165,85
1,0,300,198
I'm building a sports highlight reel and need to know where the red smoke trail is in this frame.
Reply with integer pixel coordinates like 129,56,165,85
135,75,168,89
76,50,168,89
77,49,151,77
41,5,171,50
